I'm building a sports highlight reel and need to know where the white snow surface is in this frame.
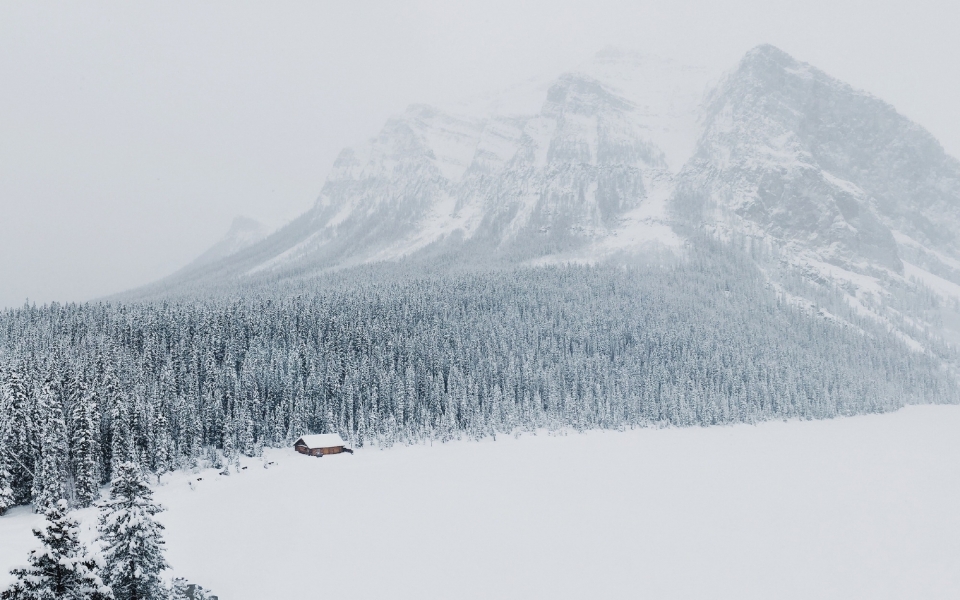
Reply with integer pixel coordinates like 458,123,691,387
904,261,960,301
3,406,960,599
295,433,346,449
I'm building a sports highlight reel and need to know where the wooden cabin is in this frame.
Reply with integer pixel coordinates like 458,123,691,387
294,433,352,456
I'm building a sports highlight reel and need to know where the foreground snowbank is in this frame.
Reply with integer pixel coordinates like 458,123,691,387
3,406,960,599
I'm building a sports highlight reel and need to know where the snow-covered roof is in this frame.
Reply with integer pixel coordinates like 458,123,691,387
295,434,347,449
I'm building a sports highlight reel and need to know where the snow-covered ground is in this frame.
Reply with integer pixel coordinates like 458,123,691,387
3,405,960,599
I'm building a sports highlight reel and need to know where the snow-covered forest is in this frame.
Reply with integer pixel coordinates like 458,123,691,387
3,245,957,512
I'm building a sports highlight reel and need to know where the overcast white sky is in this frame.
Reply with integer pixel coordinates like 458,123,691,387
1,0,959,308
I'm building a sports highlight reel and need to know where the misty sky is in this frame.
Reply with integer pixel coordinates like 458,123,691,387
2,0,959,308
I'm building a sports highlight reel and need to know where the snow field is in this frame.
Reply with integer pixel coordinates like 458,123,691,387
3,405,960,599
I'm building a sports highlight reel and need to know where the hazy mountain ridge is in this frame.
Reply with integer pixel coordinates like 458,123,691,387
182,216,271,272
141,44,960,349
252,69,683,271
148,50,707,290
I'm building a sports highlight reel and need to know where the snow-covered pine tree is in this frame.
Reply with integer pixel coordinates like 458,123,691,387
0,390,17,515
0,434,14,515
0,499,112,600
31,380,68,512
169,579,189,600
96,462,168,600
72,381,101,508
169,579,214,600
151,408,171,477
100,366,131,482
1,367,35,506
237,399,256,457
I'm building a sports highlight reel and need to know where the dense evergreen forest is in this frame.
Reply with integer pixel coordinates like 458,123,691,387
1,246,957,511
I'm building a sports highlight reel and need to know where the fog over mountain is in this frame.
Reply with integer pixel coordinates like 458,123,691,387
138,44,960,351
181,217,271,272
5,1,960,312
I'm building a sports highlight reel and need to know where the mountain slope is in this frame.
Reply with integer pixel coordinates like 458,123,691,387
675,44,960,345
679,45,960,269
137,45,960,351
182,216,271,272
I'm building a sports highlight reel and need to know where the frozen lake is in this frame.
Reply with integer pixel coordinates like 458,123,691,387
3,405,960,599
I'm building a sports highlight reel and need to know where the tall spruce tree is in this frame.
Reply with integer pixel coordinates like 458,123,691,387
100,367,130,482
1,368,34,506
96,463,168,600
72,382,101,507
1,499,112,600
0,440,14,515
31,381,68,512
0,390,16,514
151,408,171,477
170,579,212,600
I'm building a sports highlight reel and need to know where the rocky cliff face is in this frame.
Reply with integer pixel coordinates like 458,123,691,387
679,45,960,279
672,45,960,346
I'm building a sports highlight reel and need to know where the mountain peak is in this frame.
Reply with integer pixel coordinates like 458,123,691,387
730,44,823,88
542,73,633,115
687,42,960,284
741,44,797,67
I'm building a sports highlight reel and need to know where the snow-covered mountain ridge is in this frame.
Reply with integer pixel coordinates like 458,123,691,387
154,45,960,348
165,49,714,282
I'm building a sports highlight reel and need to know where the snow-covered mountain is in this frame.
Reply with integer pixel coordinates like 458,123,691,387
151,45,960,347
677,45,960,346
159,49,714,285
682,44,960,272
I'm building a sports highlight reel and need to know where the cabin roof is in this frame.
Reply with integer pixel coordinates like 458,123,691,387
295,433,347,449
